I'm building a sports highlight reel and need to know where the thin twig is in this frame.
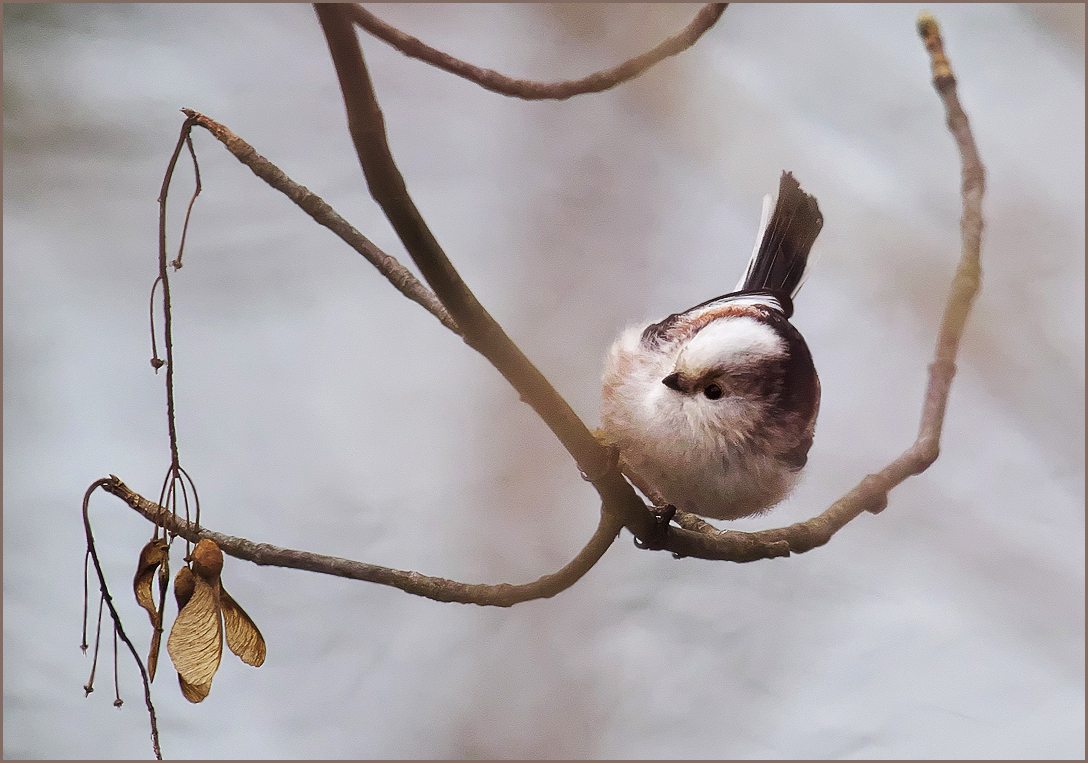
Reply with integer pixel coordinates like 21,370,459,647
81,549,91,652
179,108,460,335
169,133,202,270
84,594,104,696
112,625,123,708
148,277,164,371
915,12,985,456
156,117,196,476
347,3,727,100
101,475,622,607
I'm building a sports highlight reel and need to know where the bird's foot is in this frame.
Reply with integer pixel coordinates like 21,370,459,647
633,504,677,550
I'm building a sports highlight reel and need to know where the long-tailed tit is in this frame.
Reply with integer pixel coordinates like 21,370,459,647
601,172,823,520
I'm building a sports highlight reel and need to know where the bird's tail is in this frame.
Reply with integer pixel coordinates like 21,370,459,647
733,171,823,300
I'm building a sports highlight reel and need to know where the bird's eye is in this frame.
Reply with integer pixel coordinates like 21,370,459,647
703,383,723,400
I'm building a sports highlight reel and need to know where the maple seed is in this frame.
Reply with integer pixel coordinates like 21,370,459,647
188,539,224,579
133,539,170,626
133,538,170,681
168,564,223,702
167,539,266,702
221,585,266,667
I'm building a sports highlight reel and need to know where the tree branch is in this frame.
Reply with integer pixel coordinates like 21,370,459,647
347,3,728,100
310,4,984,562
915,12,985,458
109,11,984,588
314,3,660,542
99,476,621,607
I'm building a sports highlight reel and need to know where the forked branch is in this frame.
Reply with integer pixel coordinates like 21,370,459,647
312,5,984,561
97,10,983,609
314,3,660,543
82,11,984,762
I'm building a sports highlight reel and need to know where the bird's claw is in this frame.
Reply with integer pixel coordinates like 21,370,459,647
633,504,677,550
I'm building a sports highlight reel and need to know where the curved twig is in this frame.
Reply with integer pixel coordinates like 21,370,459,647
347,3,728,101
101,475,621,607
169,133,202,271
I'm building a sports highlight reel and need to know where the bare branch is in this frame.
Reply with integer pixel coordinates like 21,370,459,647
100,476,622,607
314,4,660,542
915,12,985,457
310,5,985,561
179,108,460,335
121,10,984,573
155,117,197,476
347,3,728,100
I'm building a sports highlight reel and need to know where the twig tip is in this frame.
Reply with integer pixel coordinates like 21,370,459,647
916,11,938,37
917,11,955,87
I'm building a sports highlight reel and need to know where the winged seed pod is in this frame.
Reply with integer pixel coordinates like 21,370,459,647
166,539,266,702
221,585,266,667
132,538,169,680
168,556,221,703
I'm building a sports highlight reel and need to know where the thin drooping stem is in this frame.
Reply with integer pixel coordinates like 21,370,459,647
82,480,162,759
347,4,728,100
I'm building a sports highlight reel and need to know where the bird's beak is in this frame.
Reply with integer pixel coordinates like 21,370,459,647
662,372,696,394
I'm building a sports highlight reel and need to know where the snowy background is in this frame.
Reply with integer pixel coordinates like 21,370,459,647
4,3,1084,758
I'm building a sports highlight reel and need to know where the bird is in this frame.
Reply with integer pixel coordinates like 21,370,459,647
600,171,823,521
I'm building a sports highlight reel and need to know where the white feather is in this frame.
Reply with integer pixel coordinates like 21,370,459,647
675,317,785,377
733,193,774,292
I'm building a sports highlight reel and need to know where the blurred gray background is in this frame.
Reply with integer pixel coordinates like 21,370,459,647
4,3,1084,758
